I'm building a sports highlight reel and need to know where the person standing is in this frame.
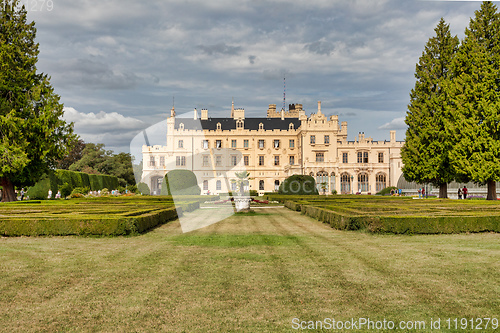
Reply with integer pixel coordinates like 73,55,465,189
418,188,422,199
48,189,52,199
20,188,25,201
458,187,462,199
462,186,468,199
422,187,425,198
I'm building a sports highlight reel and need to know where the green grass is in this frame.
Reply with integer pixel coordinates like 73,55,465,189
0,207,498,332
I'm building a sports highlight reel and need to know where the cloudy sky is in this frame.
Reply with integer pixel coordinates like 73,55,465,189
23,0,488,153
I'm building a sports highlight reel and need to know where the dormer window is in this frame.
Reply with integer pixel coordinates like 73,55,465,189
289,123,294,130
237,119,244,129
179,123,184,130
259,123,264,130
217,122,221,130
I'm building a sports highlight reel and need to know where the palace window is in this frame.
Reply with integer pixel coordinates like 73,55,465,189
203,155,209,167
178,140,184,148
258,139,265,149
340,173,351,194
259,156,264,166
358,173,369,192
244,155,249,166
274,139,280,148
357,151,369,163
160,156,165,167
316,152,324,162
376,173,387,192
216,140,222,149
231,140,237,148
289,123,294,130
215,155,222,166
231,155,238,166
237,119,244,129
259,180,265,191
310,135,316,144
216,180,222,191
244,139,249,148
274,180,280,191
176,156,186,166
289,139,295,148
289,156,295,165
203,180,208,191
324,135,330,144
149,156,155,167
316,171,329,192
342,153,348,163
259,123,264,130
202,140,209,149
378,152,384,163
217,123,221,130
274,155,279,166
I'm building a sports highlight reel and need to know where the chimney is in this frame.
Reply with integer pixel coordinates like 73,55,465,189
317,101,321,114
390,130,396,143
201,109,208,120
281,108,285,120
193,108,198,120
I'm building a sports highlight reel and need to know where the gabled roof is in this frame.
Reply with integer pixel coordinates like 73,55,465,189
174,117,301,131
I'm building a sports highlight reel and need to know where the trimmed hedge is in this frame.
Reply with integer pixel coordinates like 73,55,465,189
0,207,179,236
281,196,500,234
161,169,201,195
26,170,119,199
278,175,319,195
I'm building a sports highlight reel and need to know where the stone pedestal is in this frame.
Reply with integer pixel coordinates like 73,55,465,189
233,196,252,212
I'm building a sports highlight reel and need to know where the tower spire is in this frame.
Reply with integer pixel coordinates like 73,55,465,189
283,75,286,111
231,97,235,118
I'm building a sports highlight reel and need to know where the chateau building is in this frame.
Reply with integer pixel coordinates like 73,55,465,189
141,101,404,195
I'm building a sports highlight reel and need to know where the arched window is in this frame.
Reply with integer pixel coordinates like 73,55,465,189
316,171,328,193
289,123,294,130
203,180,208,191
358,173,369,192
274,180,280,191
376,173,387,193
259,123,264,130
259,180,265,191
237,119,244,129
216,180,222,191
341,173,351,194
216,122,221,130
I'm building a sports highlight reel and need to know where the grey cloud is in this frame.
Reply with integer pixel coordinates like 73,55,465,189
304,40,335,56
197,43,242,55
248,55,256,64
56,58,140,90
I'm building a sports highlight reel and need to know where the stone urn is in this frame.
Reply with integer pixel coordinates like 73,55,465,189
233,196,252,212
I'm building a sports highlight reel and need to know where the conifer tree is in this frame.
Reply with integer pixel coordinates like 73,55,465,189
401,18,459,198
0,1,75,202
445,1,500,200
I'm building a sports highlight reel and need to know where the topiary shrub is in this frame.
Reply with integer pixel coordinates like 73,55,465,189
59,183,73,198
137,182,150,195
278,175,319,195
376,186,398,196
161,170,201,195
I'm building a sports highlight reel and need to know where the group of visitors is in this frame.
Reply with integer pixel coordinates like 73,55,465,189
457,186,468,199
417,187,425,199
390,188,403,196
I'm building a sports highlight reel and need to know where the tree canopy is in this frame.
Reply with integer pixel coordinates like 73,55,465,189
445,1,500,200
0,1,75,202
401,18,459,199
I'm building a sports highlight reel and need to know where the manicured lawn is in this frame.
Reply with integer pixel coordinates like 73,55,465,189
0,207,498,332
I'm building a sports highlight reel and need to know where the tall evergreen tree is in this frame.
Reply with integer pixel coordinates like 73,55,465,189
0,1,75,202
445,1,500,200
401,18,459,198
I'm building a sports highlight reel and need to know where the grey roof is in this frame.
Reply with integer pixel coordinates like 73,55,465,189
175,117,301,131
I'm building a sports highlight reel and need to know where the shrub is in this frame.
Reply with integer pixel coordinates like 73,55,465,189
69,193,85,199
249,190,258,197
278,175,319,195
161,170,201,195
59,183,73,198
127,184,138,194
71,187,89,195
137,182,150,195
100,188,110,196
376,186,398,196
